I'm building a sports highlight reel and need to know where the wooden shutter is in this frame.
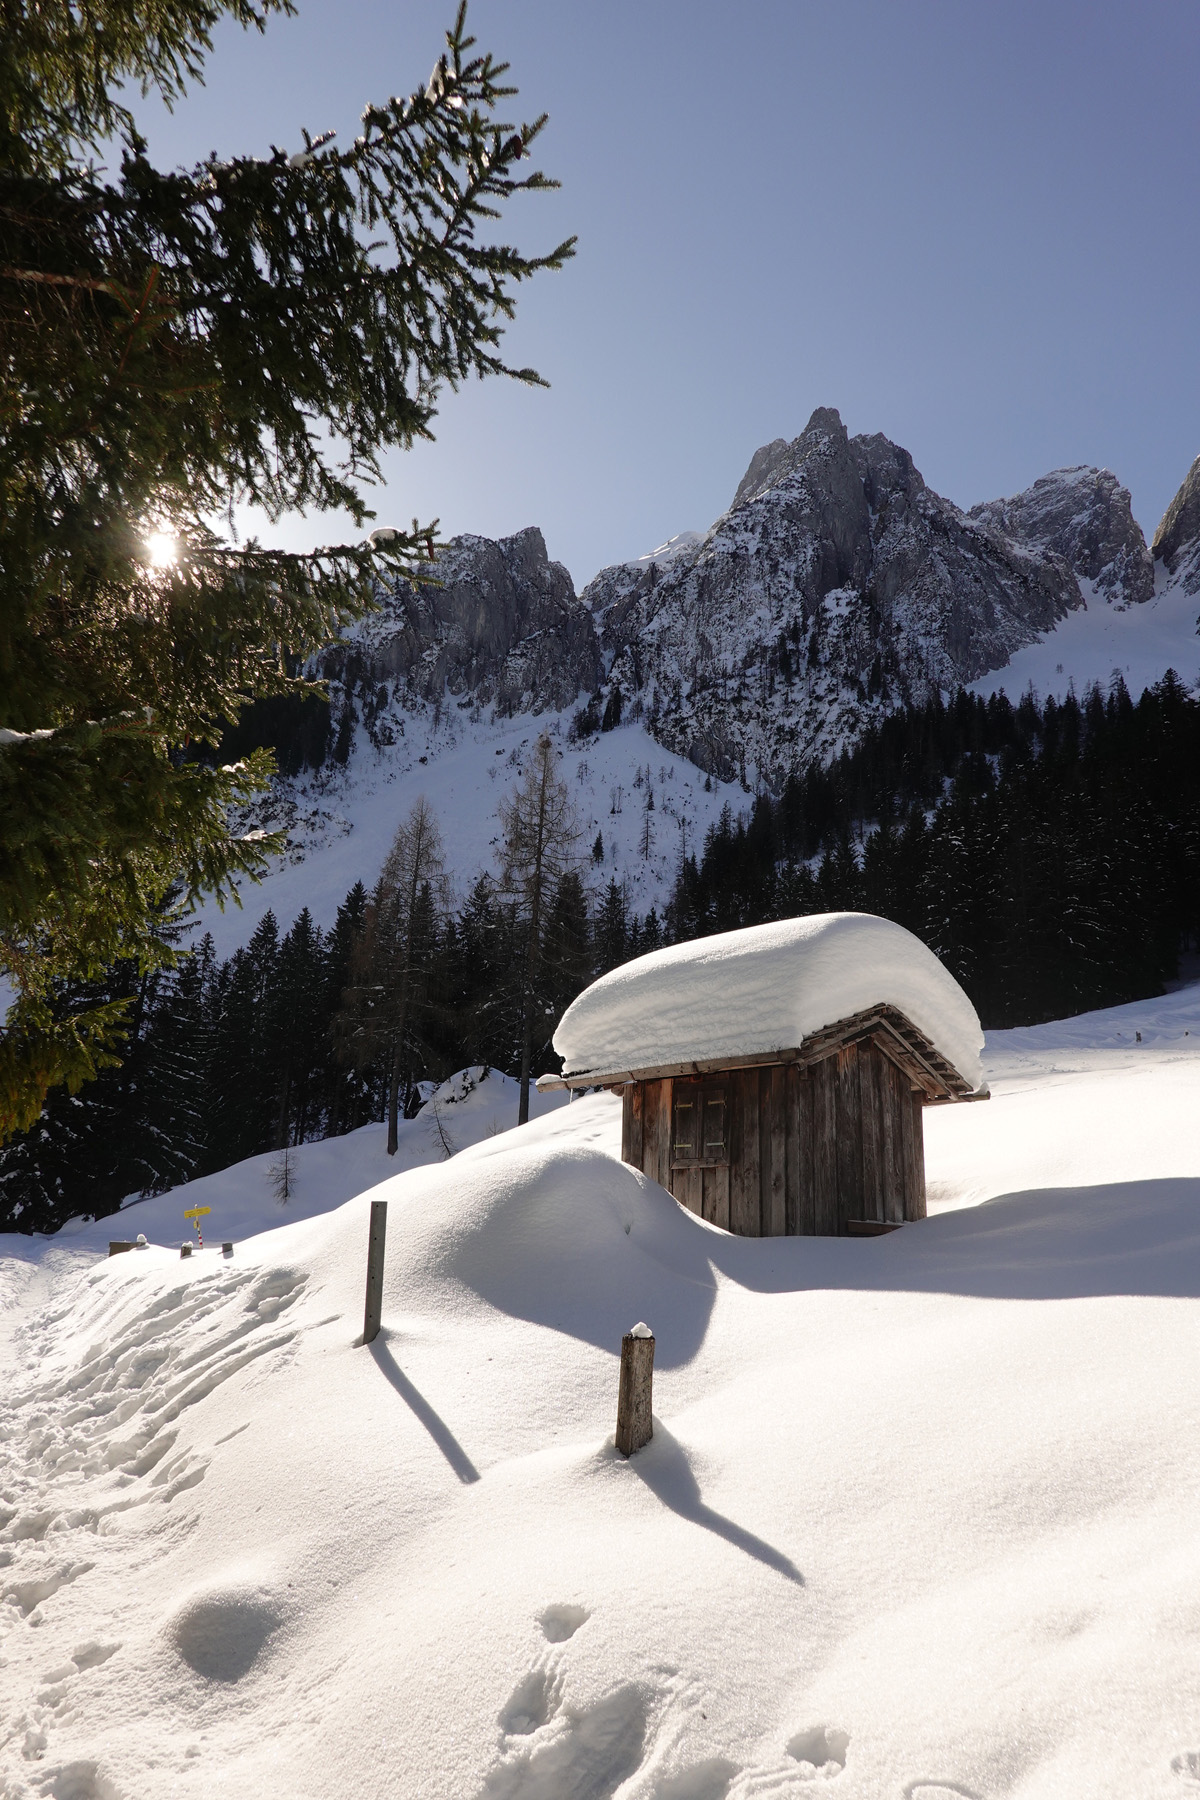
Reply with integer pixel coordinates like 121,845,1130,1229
702,1088,727,1163
672,1080,729,1168
672,1090,696,1163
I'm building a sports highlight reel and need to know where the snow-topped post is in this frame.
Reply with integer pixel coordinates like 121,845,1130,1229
362,1201,388,1345
616,1322,655,1457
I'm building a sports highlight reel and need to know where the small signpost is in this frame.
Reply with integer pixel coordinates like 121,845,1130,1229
615,1322,655,1457
363,1201,388,1345
183,1205,211,1251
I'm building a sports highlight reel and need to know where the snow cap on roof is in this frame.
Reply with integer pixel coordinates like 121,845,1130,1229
554,912,984,1092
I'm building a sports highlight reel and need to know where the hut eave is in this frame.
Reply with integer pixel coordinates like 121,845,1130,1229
540,1004,989,1105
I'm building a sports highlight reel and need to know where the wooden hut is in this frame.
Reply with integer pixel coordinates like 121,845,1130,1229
538,913,987,1238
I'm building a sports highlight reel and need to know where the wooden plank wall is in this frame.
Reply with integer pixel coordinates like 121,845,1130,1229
623,1036,927,1235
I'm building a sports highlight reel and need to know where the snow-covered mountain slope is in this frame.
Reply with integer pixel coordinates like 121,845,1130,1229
3,986,1200,1799
969,562,1200,704
966,458,1200,702
208,419,1200,955
199,709,743,957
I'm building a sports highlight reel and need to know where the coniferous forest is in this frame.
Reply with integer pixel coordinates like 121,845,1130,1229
3,672,1198,1233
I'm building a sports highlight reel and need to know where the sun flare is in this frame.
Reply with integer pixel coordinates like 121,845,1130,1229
144,530,179,569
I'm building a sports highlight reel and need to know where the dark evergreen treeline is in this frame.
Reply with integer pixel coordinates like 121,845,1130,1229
0,868,664,1234
4,674,1198,1234
667,673,1200,1026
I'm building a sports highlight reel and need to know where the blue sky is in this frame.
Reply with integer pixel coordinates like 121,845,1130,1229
134,0,1200,587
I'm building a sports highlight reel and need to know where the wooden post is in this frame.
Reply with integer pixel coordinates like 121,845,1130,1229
362,1200,388,1345
615,1322,654,1457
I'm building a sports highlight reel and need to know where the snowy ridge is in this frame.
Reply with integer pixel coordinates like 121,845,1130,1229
209,416,1200,955
3,986,1200,1795
582,409,1145,788
553,912,985,1091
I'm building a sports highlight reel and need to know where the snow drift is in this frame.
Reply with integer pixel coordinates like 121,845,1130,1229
4,986,1200,1799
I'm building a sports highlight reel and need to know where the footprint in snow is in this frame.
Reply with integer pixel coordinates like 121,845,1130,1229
1173,1752,1200,1784
539,1602,590,1643
481,1682,649,1800
787,1726,849,1775
500,1667,563,1737
32,1757,120,1799
168,1581,284,1683
653,1758,738,1799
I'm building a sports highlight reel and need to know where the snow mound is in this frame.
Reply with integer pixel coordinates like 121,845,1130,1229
5,986,1200,1796
553,912,985,1091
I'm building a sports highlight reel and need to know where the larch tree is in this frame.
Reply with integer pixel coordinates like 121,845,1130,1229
0,0,573,1138
498,733,578,1124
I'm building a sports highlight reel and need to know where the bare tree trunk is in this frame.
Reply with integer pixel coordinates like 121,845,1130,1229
386,1043,402,1154
518,777,549,1127
385,978,409,1154
518,1000,532,1125
275,1066,292,1151
500,735,577,1129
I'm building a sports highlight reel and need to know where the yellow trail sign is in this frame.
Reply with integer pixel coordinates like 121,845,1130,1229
183,1206,211,1221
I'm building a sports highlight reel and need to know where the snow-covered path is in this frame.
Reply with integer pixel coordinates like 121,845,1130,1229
3,990,1200,1799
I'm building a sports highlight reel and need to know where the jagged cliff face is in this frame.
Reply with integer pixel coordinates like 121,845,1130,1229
1152,454,1200,594
583,408,1152,783
970,466,1154,608
313,411,1178,787
323,526,600,745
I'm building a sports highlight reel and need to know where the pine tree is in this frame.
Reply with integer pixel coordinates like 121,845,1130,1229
1,0,574,1136
594,878,630,973
337,800,449,1153
323,883,376,1135
541,870,592,1052
206,912,280,1167
267,908,328,1146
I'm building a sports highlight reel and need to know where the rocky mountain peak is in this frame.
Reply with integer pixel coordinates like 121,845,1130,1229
322,524,599,748
729,407,851,511
301,414,1183,799
581,416,1154,787
1152,453,1200,593
970,467,1153,608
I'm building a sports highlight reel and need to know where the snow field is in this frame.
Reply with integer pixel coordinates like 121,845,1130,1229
969,571,1200,707
3,989,1200,1796
197,710,744,960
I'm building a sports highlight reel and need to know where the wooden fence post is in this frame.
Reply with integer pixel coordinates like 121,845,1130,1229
615,1322,655,1456
363,1200,388,1345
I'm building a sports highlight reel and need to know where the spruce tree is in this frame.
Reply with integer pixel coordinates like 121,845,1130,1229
267,907,328,1147
447,872,521,1074
0,0,573,1136
540,869,592,1052
337,800,449,1152
206,912,280,1166
323,882,376,1135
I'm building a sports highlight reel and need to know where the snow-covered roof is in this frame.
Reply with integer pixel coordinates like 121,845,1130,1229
552,913,985,1093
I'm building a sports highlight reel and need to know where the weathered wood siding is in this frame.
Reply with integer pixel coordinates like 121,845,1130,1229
624,1035,926,1235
